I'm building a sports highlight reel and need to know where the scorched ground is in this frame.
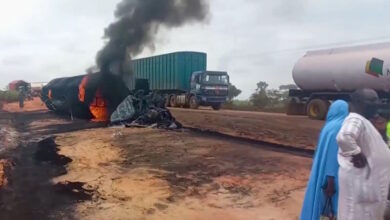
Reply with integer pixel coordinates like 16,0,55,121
0,100,313,220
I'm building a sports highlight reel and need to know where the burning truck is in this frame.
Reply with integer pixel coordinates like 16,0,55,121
42,0,210,125
41,73,129,121
41,72,181,128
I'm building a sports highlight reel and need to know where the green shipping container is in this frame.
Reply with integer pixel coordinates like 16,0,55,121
124,51,207,91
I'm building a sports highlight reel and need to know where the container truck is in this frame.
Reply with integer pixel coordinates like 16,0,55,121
288,42,390,119
122,51,230,110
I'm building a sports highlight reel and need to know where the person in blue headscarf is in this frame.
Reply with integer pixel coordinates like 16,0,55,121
300,100,349,220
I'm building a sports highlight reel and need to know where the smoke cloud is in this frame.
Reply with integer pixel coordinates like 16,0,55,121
96,0,210,71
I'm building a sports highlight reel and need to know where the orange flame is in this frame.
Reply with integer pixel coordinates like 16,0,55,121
79,76,88,102
78,76,108,122
48,89,52,99
89,89,108,122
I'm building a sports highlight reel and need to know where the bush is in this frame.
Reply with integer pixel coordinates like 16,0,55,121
0,90,20,103
222,81,294,113
223,100,287,113
223,100,258,111
250,91,269,108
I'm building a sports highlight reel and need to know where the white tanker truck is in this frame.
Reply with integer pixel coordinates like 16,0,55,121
288,42,390,119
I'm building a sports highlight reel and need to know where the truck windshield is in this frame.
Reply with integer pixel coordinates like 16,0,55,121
203,75,228,85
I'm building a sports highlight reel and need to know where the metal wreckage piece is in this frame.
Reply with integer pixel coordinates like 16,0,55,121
111,91,182,129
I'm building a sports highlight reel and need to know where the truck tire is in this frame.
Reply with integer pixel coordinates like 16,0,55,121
306,99,330,120
169,95,177,108
212,104,221,111
189,96,199,109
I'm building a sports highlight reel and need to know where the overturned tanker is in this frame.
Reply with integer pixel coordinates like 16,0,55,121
41,73,130,121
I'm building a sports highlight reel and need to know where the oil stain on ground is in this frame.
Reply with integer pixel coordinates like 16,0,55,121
0,135,95,220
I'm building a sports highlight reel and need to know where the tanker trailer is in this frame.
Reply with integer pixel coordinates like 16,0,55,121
41,72,129,121
288,42,390,119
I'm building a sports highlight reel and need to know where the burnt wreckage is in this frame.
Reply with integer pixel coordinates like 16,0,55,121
41,73,181,128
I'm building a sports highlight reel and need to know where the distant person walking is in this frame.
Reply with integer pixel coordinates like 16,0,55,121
18,86,25,109
300,100,349,220
337,89,390,220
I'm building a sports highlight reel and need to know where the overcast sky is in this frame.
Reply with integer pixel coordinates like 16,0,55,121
1,0,390,99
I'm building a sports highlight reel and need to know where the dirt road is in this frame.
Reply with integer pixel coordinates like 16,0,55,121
0,101,312,220
4,99,324,149
170,108,324,150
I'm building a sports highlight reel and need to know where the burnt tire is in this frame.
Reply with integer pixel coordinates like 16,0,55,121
165,95,171,107
306,99,330,120
169,95,177,108
189,96,199,109
212,104,221,111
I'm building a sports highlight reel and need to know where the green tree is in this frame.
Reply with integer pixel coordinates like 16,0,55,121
267,89,282,107
256,81,269,93
278,84,296,105
228,83,242,101
267,89,291,107
249,82,296,109
250,81,269,108
251,92,269,108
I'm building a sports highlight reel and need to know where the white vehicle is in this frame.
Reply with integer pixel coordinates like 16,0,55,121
288,42,390,119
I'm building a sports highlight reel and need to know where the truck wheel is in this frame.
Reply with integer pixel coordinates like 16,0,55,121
189,96,199,109
306,99,330,120
212,104,221,111
169,95,177,107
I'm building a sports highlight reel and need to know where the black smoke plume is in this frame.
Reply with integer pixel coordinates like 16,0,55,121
96,0,210,72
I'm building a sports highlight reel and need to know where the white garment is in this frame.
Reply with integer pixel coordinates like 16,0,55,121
337,113,390,220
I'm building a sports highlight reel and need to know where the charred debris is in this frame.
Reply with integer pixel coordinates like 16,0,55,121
41,75,181,129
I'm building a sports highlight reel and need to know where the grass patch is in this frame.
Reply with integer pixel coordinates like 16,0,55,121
222,100,287,113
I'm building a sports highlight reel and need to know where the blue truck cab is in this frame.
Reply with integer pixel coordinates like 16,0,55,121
190,71,229,110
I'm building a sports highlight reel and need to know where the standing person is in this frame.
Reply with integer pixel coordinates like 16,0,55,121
18,86,25,109
337,88,390,220
370,113,388,143
387,120,390,147
300,100,349,220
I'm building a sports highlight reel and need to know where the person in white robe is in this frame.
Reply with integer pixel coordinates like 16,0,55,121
337,89,390,220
